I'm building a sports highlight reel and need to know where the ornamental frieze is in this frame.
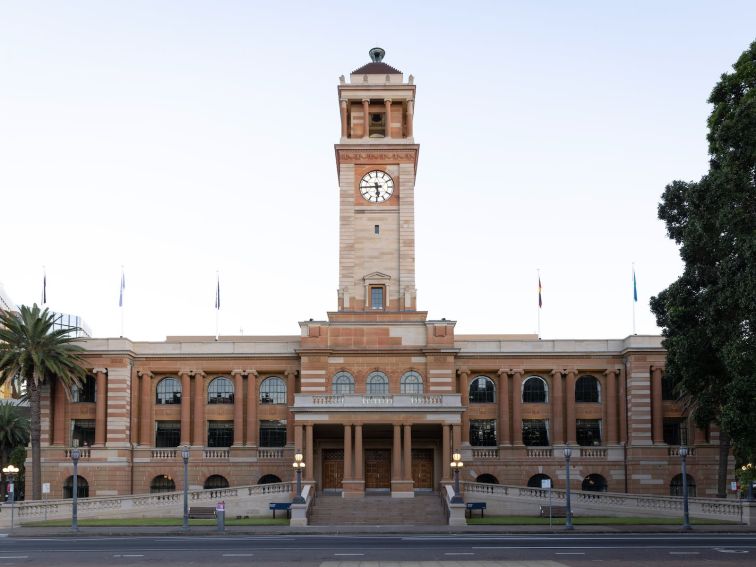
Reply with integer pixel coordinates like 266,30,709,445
339,151,416,163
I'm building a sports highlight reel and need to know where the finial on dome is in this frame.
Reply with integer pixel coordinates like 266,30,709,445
369,47,385,62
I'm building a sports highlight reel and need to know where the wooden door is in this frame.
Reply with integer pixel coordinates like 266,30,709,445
322,449,344,490
412,448,434,490
364,449,391,489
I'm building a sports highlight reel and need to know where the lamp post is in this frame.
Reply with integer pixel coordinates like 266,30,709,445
563,446,574,530
70,447,80,532
2,464,19,530
742,463,754,500
450,450,464,503
292,450,305,503
679,446,692,531
181,445,190,530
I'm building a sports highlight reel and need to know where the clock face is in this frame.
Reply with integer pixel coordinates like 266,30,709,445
359,170,394,203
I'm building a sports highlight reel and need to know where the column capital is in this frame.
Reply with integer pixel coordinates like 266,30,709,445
384,98,392,104
604,368,621,376
497,368,508,377
178,369,192,377
92,367,107,375
551,368,564,377
231,369,246,377
509,369,524,377
191,370,206,378
362,97,370,103
650,365,665,374
246,369,258,378
457,368,470,378
137,370,153,378
564,368,577,377
340,98,348,105
284,369,298,379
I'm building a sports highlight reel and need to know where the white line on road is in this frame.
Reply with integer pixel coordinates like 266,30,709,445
444,552,474,555
334,553,364,556
556,552,586,555
0,557,29,560
222,554,254,557
669,552,700,555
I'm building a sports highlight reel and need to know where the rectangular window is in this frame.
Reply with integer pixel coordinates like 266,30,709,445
663,418,688,445
259,420,287,447
207,421,234,447
470,419,497,446
72,375,96,403
522,419,549,446
576,419,602,446
71,419,95,447
374,224,380,234
155,421,181,448
370,286,384,310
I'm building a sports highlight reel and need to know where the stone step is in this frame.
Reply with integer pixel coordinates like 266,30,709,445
308,493,447,525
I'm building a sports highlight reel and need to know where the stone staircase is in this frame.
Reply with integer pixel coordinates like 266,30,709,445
308,492,447,525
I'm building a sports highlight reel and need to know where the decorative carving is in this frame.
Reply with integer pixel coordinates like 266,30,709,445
338,151,416,163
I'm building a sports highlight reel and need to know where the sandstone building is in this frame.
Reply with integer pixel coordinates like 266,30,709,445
37,49,722,501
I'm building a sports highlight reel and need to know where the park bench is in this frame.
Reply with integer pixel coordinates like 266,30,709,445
188,506,216,519
465,502,486,518
269,502,292,519
539,505,568,518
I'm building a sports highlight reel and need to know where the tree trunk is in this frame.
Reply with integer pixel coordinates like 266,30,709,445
29,378,42,501
717,428,730,498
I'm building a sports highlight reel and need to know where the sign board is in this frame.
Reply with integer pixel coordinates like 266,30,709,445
216,501,225,512
731,481,738,492
541,479,552,489
8,483,14,493
42,483,51,494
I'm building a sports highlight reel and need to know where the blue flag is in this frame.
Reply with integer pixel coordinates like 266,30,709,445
119,269,125,307
633,267,638,302
215,275,220,310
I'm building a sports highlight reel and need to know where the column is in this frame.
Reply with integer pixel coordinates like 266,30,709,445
406,99,414,137
651,366,664,444
138,371,153,446
305,424,314,481
565,370,577,444
354,424,363,481
53,378,66,445
232,370,244,445
392,424,401,481
551,369,564,445
511,370,523,444
94,368,107,446
362,98,370,138
618,368,628,444
295,425,303,453
497,369,510,445
452,424,462,451
442,424,451,481
384,98,392,138
344,424,353,480
246,370,258,446
605,369,618,444
285,370,296,445
403,424,412,480
192,371,206,446
179,370,192,446
458,369,470,444
339,99,348,138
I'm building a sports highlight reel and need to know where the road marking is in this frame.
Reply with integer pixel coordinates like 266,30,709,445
0,557,29,560
716,548,749,554
556,552,586,555
444,552,474,555
334,553,364,556
222,554,254,557
669,552,700,555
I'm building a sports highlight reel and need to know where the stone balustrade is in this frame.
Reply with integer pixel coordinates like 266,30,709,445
203,449,230,459
258,448,285,460
526,448,553,458
579,447,608,458
64,448,91,459
472,448,499,459
668,446,697,457
295,393,461,411
151,449,177,459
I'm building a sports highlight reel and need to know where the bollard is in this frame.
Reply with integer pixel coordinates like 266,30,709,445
216,501,225,532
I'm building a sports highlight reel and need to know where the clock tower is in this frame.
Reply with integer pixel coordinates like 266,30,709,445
335,48,419,312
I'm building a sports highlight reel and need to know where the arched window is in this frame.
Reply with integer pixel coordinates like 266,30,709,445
332,372,355,395
204,475,230,490
156,377,181,405
260,377,286,404
469,376,495,403
575,375,600,403
527,473,552,488
208,377,234,404
400,371,423,394
581,473,608,492
63,475,89,498
522,376,547,403
366,372,389,395
670,474,696,497
258,474,282,485
476,473,499,484
150,474,175,493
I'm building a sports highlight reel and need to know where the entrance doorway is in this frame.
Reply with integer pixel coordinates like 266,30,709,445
412,448,434,490
365,449,391,490
322,449,344,491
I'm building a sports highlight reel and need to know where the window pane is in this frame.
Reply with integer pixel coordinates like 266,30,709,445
370,287,384,309
332,372,355,394
156,377,182,405
469,376,495,403
470,419,497,446
72,375,96,403
259,420,287,447
208,421,234,447
155,421,181,447
576,419,602,446
663,419,687,445
208,377,234,404
522,419,549,446
260,377,286,404
71,419,95,447
400,371,423,394
523,377,547,403
575,375,599,403
367,372,388,395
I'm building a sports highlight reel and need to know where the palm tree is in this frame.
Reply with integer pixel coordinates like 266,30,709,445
0,401,29,470
0,305,86,500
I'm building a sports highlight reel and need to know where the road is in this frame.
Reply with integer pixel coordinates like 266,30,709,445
0,534,754,566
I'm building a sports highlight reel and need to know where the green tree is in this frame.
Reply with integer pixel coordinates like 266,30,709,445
0,305,86,500
0,401,29,470
650,40,756,496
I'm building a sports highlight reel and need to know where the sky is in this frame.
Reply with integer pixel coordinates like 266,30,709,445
1,1,754,341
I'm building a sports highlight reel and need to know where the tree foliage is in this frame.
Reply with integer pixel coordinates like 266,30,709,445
0,401,29,470
650,41,756,491
0,305,86,500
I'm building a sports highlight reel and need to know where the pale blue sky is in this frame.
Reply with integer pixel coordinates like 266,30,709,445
1,1,754,340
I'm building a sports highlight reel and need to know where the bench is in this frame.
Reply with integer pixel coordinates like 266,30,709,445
539,505,568,518
465,502,486,518
188,506,216,519
269,502,292,519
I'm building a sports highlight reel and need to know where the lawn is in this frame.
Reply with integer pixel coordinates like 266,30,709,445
22,517,289,527
467,515,736,525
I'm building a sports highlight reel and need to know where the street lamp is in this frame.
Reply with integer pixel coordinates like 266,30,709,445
292,450,305,503
563,446,574,530
742,463,754,500
450,450,464,503
70,447,81,532
679,446,692,531
2,464,19,530
181,445,190,530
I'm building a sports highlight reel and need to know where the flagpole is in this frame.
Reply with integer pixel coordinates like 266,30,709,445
215,270,220,341
119,266,125,338
537,268,541,339
632,262,637,335
42,266,47,306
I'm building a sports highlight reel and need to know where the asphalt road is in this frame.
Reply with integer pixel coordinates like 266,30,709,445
0,534,754,566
